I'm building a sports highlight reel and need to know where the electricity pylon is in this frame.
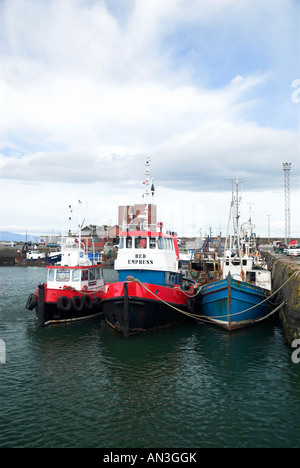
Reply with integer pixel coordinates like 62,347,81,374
282,162,291,244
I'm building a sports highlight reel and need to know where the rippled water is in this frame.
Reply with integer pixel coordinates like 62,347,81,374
1,266,300,448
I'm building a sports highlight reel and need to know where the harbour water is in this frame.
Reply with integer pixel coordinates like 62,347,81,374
1,266,300,448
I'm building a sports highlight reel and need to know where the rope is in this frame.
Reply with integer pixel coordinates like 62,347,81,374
195,270,298,320
125,270,299,323
62,285,104,297
180,285,203,298
128,277,202,320
195,299,287,326
247,300,287,324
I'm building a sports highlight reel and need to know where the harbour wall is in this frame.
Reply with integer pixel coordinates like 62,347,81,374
0,248,17,265
0,246,46,265
261,250,300,345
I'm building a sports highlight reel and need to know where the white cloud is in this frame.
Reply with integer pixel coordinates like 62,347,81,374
0,0,299,237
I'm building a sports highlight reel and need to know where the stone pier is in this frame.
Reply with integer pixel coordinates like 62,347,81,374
261,249,300,346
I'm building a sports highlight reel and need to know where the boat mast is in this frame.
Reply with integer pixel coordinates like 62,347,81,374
142,157,154,230
222,178,243,262
232,179,243,260
78,199,82,249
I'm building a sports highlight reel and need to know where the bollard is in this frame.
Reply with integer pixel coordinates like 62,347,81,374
38,283,45,327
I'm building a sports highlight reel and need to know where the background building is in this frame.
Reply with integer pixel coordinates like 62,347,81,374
118,204,157,230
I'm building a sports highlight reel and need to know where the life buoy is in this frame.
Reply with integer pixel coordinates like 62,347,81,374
26,293,37,310
71,296,84,312
83,295,93,309
56,295,71,312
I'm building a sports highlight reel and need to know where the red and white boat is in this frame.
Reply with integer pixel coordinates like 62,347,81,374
26,236,104,326
101,157,197,336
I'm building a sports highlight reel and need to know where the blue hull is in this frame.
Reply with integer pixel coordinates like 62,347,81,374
46,254,62,264
198,275,272,330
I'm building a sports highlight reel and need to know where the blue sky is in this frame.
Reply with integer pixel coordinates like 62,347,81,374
0,0,299,237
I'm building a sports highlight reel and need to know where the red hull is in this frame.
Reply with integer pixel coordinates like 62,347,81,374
26,283,104,326
103,280,192,305
102,280,195,335
42,284,103,303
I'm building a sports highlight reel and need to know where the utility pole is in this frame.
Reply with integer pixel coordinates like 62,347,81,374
282,162,291,245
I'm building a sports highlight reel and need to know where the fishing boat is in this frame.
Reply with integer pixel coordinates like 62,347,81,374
26,249,46,264
195,180,273,330
101,157,197,336
46,249,62,264
26,234,105,326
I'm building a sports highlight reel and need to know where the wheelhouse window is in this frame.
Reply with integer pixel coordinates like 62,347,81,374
48,269,55,281
81,270,88,281
119,238,124,249
135,237,147,248
56,270,70,282
126,237,132,248
246,271,256,283
95,268,102,279
149,237,157,249
72,269,80,281
89,269,95,281
158,237,164,249
159,238,170,250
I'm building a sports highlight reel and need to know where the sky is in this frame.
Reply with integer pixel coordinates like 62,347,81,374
0,0,299,239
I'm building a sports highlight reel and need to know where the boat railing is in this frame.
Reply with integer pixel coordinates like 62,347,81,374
121,223,158,232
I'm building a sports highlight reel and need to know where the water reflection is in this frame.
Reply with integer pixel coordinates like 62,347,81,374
1,265,300,448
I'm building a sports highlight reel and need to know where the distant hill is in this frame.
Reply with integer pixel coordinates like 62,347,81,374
0,231,37,242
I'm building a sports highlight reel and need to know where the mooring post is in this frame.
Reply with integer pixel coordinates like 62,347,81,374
38,283,45,327
124,281,129,338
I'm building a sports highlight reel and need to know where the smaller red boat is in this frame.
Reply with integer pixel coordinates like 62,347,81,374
26,236,104,326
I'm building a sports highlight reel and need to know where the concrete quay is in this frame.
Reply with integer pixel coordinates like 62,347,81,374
0,246,20,265
261,246,300,346
0,245,49,265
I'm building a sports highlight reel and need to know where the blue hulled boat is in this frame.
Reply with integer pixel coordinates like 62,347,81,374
198,272,272,330
195,180,273,330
